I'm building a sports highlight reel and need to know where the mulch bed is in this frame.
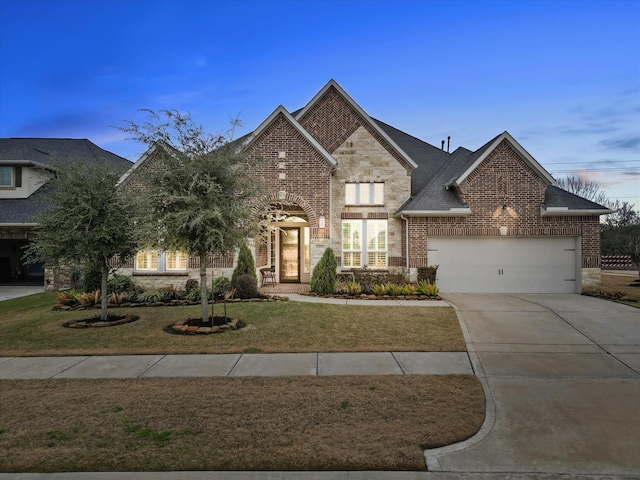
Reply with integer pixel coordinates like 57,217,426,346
63,314,140,328
165,316,245,335
300,292,442,301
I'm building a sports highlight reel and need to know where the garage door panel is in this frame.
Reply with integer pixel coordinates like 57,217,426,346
428,237,578,294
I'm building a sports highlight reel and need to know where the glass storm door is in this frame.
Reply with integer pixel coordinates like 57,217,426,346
280,227,300,282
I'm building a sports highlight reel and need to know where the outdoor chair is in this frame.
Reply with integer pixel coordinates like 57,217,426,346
260,266,276,287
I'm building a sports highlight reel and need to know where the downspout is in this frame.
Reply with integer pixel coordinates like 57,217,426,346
400,215,409,270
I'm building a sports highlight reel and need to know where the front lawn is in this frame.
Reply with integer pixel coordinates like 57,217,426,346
599,272,640,306
0,375,484,472
0,292,465,356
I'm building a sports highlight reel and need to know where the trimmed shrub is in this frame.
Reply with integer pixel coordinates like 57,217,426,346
107,273,134,293
310,247,337,294
232,242,256,288
417,265,438,283
185,278,199,294
235,273,258,299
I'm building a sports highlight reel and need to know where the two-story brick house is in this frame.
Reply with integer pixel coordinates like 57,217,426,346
121,80,611,293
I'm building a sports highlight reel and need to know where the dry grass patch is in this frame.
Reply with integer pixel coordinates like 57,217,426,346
599,273,640,306
0,375,484,472
0,293,464,356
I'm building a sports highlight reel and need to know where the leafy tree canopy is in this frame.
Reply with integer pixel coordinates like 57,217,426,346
118,110,262,322
24,159,138,319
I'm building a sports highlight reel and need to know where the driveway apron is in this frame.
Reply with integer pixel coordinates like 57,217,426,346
425,293,640,476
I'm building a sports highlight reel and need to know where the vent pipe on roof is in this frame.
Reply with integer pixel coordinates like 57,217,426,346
447,136,450,153
441,140,445,150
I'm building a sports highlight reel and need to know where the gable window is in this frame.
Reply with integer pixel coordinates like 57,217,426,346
0,166,13,187
135,250,188,273
342,219,387,269
345,183,384,205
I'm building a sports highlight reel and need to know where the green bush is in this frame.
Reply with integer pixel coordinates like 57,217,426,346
107,273,134,293
83,259,102,293
235,273,258,299
417,266,438,283
185,278,199,294
231,242,256,288
310,248,337,294
213,276,232,298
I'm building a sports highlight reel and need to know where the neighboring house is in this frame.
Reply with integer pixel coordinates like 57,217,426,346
119,79,611,293
0,138,132,289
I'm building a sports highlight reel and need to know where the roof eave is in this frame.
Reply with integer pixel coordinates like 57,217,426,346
540,206,615,216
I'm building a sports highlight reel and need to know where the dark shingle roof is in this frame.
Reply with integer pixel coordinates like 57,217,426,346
0,186,52,224
544,185,611,211
1,139,132,225
0,138,132,173
372,119,452,195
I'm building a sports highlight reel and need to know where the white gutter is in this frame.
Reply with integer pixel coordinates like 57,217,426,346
0,223,38,227
541,206,616,216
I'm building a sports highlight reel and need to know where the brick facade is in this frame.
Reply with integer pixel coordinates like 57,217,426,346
406,140,601,291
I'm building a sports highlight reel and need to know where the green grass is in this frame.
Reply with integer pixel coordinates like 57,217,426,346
0,292,464,355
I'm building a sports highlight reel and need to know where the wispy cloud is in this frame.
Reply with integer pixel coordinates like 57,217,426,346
599,136,640,151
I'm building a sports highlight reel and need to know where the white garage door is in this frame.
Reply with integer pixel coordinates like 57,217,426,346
427,237,579,294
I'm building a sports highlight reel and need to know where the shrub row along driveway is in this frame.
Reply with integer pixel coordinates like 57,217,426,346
427,293,640,477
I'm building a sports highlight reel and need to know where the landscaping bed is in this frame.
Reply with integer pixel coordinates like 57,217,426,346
63,314,140,328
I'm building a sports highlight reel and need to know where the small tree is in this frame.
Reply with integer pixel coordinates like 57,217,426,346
25,160,138,321
119,110,260,323
231,241,256,288
310,247,337,294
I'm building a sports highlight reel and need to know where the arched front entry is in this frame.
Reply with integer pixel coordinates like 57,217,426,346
267,209,310,283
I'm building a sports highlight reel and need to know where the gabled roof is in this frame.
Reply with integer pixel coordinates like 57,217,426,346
0,138,131,173
295,80,418,170
242,105,337,168
452,131,555,187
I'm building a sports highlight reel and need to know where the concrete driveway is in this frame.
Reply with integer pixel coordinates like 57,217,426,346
426,294,640,477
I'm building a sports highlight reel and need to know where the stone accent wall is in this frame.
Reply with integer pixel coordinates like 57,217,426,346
407,140,602,291
330,126,412,270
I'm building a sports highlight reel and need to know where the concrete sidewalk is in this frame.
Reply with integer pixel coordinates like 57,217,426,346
0,351,473,379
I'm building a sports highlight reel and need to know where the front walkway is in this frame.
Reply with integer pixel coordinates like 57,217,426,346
0,351,472,379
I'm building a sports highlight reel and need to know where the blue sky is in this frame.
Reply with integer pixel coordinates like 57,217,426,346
1,0,638,206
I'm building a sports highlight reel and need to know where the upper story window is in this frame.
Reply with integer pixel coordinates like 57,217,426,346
345,182,384,205
135,250,188,273
0,166,22,189
0,166,14,187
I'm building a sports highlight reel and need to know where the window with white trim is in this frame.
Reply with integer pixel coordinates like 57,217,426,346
135,251,188,273
0,166,13,187
345,182,384,205
341,219,387,269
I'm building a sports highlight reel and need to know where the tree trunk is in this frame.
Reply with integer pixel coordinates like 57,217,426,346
100,259,109,321
199,253,209,323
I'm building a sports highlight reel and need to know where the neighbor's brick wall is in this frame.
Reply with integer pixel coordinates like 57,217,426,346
407,140,601,274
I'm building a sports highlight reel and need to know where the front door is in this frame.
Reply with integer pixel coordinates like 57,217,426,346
280,227,299,282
